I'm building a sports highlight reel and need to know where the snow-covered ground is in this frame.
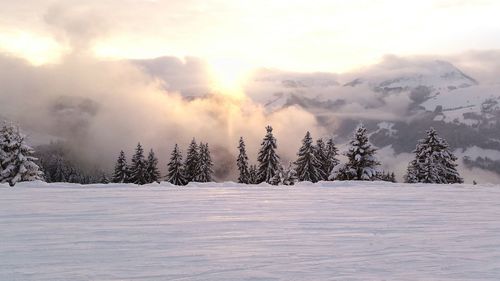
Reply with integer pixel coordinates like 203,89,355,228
1,181,500,280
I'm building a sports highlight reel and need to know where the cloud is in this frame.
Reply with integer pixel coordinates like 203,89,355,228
43,2,109,53
0,52,324,180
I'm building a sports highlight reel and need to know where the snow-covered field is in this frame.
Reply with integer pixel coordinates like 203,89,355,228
1,181,500,280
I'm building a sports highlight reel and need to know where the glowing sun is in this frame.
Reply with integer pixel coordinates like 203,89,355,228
208,58,254,97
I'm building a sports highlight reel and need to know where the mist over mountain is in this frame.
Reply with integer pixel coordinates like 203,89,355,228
136,53,500,183
2,47,500,183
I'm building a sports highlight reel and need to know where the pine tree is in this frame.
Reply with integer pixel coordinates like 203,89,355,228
248,164,258,184
166,144,187,186
184,138,199,182
282,163,298,186
196,143,214,182
129,143,147,185
270,162,284,185
389,172,396,183
100,173,110,184
0,123,43,186
145,149,161,183
295,131,324,183
236,137,250,184
112,150,129,183
257,126,280,184
331,124,380,181
314,138,330,181
404,128,463,184
377,171,396,182
325,138,340,178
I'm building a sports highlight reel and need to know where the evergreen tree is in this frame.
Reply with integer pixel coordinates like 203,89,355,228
282,163,298,186
145,149,161,183
196,143,214,182
389,172,396,183
270,162,284,185
314,138,330,180
377,171,396,182
404,162,419,183
112,150,129,183
295,131,324,183
331,124,380,181
325,138,340,178
184,138,200,182
404,128,463,184
0,123,43,186
257,126,280,184
129,143,147,185
100,173,110,184
166,144,187,186
236,137,250,184
248,164,258,184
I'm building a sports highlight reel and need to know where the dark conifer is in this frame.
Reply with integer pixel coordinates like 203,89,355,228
325,138,340,178
331,124,380,181
112,150,129,183
129,143,148,185
295,131,324,183
314,138,330,181
145,149,161,183
184,138,199,182
257,126,280,184
236,137,250,183
166,144,187,186
404,128,463,184
196,143,214,182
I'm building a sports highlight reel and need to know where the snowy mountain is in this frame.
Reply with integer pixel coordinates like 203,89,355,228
344,60,478,95
244,59,500,180
135,56,500,180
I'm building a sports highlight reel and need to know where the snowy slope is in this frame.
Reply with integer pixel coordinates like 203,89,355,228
2,181,500,280
344,60,478,95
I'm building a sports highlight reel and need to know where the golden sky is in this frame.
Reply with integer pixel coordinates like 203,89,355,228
1,0,499,72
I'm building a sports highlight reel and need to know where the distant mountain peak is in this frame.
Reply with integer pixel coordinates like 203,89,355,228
343,59,478,94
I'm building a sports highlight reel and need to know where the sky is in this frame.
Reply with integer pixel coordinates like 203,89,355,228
0,0,500,73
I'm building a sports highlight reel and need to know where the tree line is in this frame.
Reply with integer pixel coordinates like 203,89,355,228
111,139,214,185
235,124,461,186
0,121,463,186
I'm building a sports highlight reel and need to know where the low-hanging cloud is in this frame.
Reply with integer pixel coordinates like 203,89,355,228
0,53,325,180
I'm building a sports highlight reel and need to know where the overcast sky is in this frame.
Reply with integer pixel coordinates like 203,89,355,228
1,0,499,72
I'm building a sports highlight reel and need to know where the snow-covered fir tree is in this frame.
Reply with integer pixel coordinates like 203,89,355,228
270,163,284,185
166,144,187,186
248,164,258,184
145,149,161,183
195,143,214,182
257,126,280,184
404,128,463,184
236,137,250,184
184,138,200,182
129,143,148,185
0,123,43,186
331,124,380,181
282,163,298,186
314,138,330,181
100,173,110,184
377,171,396,182
325,138,340,178
295,131,325,183
112,150,129,183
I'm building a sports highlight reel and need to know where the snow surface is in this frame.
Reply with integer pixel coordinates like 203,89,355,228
2,181,500,280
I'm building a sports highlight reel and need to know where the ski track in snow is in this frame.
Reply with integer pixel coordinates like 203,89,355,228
1,181,500,280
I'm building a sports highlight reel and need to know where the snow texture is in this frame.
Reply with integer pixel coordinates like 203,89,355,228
1,181,500,280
